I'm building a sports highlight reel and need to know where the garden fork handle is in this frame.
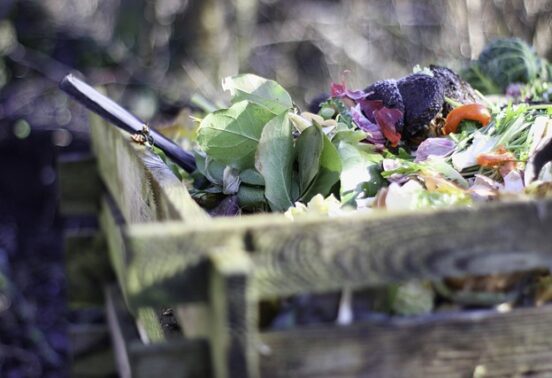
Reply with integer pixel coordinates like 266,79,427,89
60,74,196,172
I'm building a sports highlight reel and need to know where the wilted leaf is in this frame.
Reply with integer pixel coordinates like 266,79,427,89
222,166,241,195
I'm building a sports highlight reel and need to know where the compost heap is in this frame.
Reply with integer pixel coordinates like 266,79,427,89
153,38,552,320
170,38,552,218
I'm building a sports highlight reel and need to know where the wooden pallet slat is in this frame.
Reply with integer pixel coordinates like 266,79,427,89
90,113,208,224
86,114,552,378
208,248,258,378
117,198,552,307
259,305,552,377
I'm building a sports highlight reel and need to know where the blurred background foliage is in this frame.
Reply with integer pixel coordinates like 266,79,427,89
0,0,551,376
1,0,552,124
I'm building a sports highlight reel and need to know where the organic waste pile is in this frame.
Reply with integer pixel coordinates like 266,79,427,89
152,38,552,323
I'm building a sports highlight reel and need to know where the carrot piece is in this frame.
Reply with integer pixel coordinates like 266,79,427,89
443,103,491,135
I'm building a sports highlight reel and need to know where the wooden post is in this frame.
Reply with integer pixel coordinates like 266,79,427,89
208,248,258,378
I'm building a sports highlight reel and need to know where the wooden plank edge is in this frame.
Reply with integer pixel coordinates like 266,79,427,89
105,285,138,378
89,113,207,223
208,248,258,378
259,305,552,377
120,198,552,306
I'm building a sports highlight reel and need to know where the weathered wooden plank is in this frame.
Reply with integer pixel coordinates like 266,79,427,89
208,248,258,378
176,304,210,339
259,305,552,378
100,195,210,310
58,153,101,215
105,285,211,378
121,198,552,305
89,113,208,224
99,196,131,306
136,307,166,344
65,229,114,306
105,285,139,378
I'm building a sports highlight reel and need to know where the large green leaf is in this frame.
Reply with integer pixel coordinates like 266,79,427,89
301,132,342,202
222,74,293,114
196,100,275,169
296,126,324,193
338,142,384,201
256,113,294,211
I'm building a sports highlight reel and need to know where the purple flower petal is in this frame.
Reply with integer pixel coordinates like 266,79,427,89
415,138,456,162
350,104,385,144
357,99,383,122
330,82,367,101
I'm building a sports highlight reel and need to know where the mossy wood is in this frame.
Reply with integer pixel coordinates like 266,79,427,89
112,198,552,306
90,113,208,224
91,115,552,377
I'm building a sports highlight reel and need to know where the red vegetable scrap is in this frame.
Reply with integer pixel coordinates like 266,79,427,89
358,99,384,122
330,77,404,147
374,107,403,147
476,145,516,174
443,103,491,135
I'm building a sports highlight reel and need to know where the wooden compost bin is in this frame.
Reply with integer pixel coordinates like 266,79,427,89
65,113,552,378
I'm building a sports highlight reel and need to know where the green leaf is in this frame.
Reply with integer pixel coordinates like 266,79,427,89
222,74,293,114
296,126,324,193
338,142,384,200
239,168,265,186
237,185,268,211
197,100,275,169
301,133,342,201
193,150,226,185
256,113,294,211
332,129,368,145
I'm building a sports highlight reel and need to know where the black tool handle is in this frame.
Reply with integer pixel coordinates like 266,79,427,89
60,74,196,172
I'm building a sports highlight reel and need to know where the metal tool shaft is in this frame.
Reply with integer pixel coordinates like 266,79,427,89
60,74,196,172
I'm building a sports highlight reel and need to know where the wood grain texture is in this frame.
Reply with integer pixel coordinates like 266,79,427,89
121,198,552,305
58,153,101,215
136,307,166,344
176,304,210,339
105,285,211,378
90,113,207,224
99,196,131,306
209,248,258,378
259,305,552,378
